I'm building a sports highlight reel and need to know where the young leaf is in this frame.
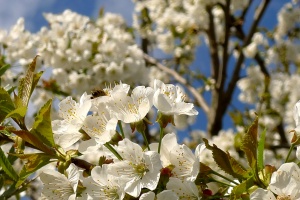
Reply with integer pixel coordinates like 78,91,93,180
17,56,40,107
257,128,266,171
30,99,55,147
30,71,43,97
12,130,55,156
203,138,248,180
7,145,18,164
230,176,254,200
0,147,19,181
0,87,15,123
0,64,10,76
5,106,27,121
14,153,52,187
241,117,258,169
195,162,214,185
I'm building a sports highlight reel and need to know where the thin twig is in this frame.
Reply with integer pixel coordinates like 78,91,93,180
143,53,210,114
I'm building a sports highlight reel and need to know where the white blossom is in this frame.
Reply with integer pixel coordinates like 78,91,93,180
153,79,198,116
39,164,79,200
52,93,91,148
107,138,162,197
82,165,125,200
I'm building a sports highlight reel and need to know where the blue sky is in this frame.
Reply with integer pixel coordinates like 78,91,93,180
0,0,134,31
0,0,290,32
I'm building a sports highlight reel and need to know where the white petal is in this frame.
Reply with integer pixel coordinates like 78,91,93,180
124,178,142,197
250,188,276,200
53,120,82,148
296,146,300,161
78,138,99,154
153,91,172,113
277,162,300,182
117,139,143,163
140,191,155,200
40,170,74,199
270,170,300,197
294,100,300,126
66,164,79,192
159,133,179,166
157,190,179,200
166,177,199,198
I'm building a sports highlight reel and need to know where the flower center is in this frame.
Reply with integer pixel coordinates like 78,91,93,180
102,186,119,199
133,162,149,179
277,195,292,200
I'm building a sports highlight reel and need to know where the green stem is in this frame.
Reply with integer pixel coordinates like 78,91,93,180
141,130,150,150
209,177,235,187
118,121,125,139
104,142,123,160
211,171,239,185
158,126,164,153
285,144,295,163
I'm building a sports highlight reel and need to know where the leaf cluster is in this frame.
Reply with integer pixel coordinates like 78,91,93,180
0,57,58,199
200,117,271,199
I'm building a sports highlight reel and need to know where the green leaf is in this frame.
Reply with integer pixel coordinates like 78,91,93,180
257,128,266,171
7,145,18,164
203,138,248,180
12,130,55,156
0,126,15,138
0,64,10,76
14,153,52,187
0,175,4,190
17,56,40,107
228,154,249,179
0,87,15,122
6,106,27,121
6,86,16,95
31,99,55,147
230,176,254,200
241,117,258,170
0,147,19,181
195,162,214,185
31,71,43,95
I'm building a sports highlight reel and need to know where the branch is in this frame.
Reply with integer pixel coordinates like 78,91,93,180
225,0,271,100
244,0,271,46
71,157,95,172
206,6,220,82
240,0,254,21
143,53,210,114
217,0,231,89
254,53,270,77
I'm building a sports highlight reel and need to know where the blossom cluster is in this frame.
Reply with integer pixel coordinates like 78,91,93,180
237,66,300,147
237,1,300,146
133,0,249,65
37,81,300,199
39,79,201,199
1,0,300,199
0,10,151,97
249,101,300,199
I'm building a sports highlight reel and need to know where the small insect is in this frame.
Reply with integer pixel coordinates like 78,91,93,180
91,89,107,99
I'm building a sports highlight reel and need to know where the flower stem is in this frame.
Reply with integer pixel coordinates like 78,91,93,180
104,142,123,160
285,143,295,163
141,130,150,150
209,177,235,187
118,120,125,139
211,170,239,185
158,126,164,153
